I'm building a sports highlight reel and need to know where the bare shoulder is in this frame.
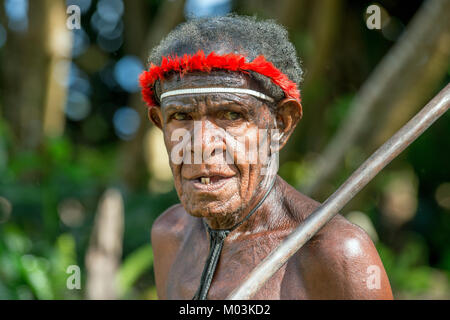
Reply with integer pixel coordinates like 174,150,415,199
151,203,190,244
280,179,393,299
299,213,393,299
151,203,191,299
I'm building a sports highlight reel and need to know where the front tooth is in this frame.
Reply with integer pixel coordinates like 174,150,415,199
200,177,210,184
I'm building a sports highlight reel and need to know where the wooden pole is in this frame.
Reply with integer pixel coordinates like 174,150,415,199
227,83,450,300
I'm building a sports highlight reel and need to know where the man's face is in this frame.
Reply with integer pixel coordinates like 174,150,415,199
157,71,275,220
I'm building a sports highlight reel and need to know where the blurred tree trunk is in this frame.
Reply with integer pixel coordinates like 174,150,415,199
0,0,69,152
119,0,185,190
277,0,308,31
301,0,450,199
287,0,344,156
238,0,305,24
372,31,450,147
273,0,346,165
42,1,72,138
85,188,124,300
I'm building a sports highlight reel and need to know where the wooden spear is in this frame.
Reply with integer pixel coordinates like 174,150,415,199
227,83,450,300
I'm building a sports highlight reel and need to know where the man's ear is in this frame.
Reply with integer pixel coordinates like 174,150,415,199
148,106,163,129
272,98,302,152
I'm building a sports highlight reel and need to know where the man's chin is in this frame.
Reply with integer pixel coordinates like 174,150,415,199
182,198,239,219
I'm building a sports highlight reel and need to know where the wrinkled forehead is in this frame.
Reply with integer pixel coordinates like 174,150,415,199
159,70,264,96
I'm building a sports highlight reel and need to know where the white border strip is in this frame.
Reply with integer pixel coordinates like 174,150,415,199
160,87,274,103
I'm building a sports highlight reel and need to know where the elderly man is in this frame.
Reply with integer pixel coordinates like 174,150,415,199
140,15,393,300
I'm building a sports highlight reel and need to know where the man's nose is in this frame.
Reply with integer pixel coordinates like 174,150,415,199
191,119,225,163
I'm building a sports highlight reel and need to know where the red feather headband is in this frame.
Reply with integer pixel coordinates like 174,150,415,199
139,50,301,109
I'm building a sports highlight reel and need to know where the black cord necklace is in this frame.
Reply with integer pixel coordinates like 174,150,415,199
192,178,276,300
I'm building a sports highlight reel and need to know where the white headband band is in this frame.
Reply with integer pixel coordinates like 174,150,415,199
160,87,274,103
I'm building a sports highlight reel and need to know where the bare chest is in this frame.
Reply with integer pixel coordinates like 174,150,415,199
165,231,308,300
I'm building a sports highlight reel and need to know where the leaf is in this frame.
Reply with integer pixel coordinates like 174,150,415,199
117,244,153,297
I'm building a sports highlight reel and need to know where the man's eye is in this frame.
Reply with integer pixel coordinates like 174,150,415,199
172,112,189,121
223,111,242,121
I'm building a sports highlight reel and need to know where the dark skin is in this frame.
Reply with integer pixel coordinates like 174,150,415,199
150,70,393,299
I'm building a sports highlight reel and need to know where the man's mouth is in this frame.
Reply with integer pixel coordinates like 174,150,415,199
198,176,226,185
187,175,235,191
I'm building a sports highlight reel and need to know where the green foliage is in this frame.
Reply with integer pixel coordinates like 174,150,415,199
0,118,178,299
0,225,80,299
117,244,153,297
377,233,450,298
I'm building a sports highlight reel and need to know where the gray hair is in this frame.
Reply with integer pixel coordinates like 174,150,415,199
149,14,303,104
